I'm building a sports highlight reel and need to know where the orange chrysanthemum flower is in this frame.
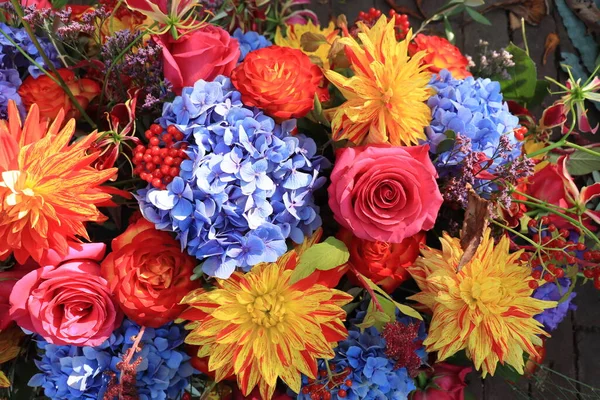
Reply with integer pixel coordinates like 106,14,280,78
0,101,117,264
180,250,353,399
409,34,472,79
408,229,556,376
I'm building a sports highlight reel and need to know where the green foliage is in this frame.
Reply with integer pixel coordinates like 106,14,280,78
495,43,540,106
555,0,599,74
565,149,600,176
289,237,350,284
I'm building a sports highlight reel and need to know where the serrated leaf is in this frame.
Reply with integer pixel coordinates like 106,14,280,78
566,149,600,176
290,237,349,283
465,7,491,25
496,43,538,105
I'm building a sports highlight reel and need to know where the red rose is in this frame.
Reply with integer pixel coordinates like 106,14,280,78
411,362,472,400
18,68,100,119
409,34,472,80
0,260,37,331
328,145,442,243
101,219,199,328
156,25,240,95
9,243,122,346
338,228,425,293
231,45,328,120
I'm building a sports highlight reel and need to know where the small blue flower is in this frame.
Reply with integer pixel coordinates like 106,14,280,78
0,68,24,118
139,77,326,279
232,28,272,61
0,23,60,78
29,320,195,400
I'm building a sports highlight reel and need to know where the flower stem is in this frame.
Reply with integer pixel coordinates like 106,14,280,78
563,141,600,158
492,219,540,248
9,0,97,128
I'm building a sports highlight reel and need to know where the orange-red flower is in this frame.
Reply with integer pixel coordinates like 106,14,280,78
19,69,100,120
231,46,328,120
0,101,116,264
101,218,199,328
338,228,425,293
409,34,472,79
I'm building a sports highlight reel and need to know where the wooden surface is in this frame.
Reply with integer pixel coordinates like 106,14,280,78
310,1,600,399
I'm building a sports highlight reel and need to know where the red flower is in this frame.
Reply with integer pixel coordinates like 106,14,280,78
156,25,240,95
338,228,425,293
100,219,199,328
410,362,472,400
231,45,328,120
328,144,442,243
9,243,122,346
0,260,37,331
409,34,472,79
18,69,100,120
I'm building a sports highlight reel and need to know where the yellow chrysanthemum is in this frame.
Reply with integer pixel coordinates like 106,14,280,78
275,20,339,69
180,250,353,399
408,229,556,377
0,101,117,264
325,16,433,146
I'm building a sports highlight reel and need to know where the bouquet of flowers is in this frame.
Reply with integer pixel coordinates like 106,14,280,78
0,0,599,399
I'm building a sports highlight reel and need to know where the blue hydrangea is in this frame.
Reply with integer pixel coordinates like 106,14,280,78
297,309,426,400
533,278,577,332
29,320,195,400
137,76,328,279
0,68,24,118
426,69,521,193
0,22,61,78
232,28,271,61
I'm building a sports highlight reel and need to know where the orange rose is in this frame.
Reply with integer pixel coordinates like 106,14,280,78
409,34,472,79
100,219,199,328
338,228,425,293
19,68,100,119
231,45,328,120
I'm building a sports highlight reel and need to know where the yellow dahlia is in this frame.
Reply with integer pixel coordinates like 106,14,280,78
0,101,117,264
408,229,556,377
275,20,339,69
180,250,353,399
325,16,433,146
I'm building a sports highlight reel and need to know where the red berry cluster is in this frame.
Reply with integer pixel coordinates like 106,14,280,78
132,124,188,190
301,364,352,400
513,126,528,141
355,8,410,40
521,217,600,289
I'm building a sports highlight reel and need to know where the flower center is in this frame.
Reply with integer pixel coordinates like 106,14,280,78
459,277,502,312
246,292,286,328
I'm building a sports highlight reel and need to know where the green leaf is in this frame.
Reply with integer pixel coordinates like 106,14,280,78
360,273,423,320
443,16,455,44
437,130,457,154
355,301,391,331
566,149,600,176
290,237,350,284
495,43,538,105
465,7,491,25
463,0,485,6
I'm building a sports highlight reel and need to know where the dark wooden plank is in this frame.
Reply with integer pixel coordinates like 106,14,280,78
463,8,510,61
466,372,486,399
483,375,530,400
575,329,600,398
332,0,375,24
310,0,334,25
573,281,600,328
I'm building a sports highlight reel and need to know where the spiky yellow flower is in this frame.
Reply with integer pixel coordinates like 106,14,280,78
325,16,433,145
180,250,353,399
275,20,339,69
0,102,116,264
408,229,556,377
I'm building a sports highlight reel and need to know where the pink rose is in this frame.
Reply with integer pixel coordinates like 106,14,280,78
328,145,442,243
156,25,240,94
410,362,471,400
9,243,122,346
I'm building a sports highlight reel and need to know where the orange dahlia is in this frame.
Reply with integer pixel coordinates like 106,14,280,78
0,101,117,264
409,34,472,79
180,249,352,399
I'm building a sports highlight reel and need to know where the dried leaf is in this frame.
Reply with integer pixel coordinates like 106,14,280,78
0,326,23,364
543,33,560,65
565,0,600,34
487,0,548,25
458,187,491,271
300,32,328,52
328,38,350,69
